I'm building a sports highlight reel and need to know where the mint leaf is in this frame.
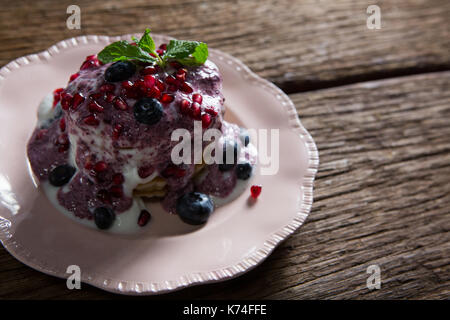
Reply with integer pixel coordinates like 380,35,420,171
181,42,208,66
164,40,200,59
97,30,208,68
97,40,156,64
138,28,156,53
163,40,208,66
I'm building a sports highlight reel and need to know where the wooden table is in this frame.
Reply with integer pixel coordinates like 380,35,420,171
0,0,448,299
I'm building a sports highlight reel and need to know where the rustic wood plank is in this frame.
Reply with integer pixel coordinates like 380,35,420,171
0,0,449,91
1,71,449,299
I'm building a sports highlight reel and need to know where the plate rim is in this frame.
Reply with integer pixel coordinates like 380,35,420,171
0,34,319,295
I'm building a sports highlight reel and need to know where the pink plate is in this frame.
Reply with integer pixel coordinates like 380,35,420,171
0,34,318,295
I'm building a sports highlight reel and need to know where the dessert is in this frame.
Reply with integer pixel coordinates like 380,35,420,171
27,29,257,233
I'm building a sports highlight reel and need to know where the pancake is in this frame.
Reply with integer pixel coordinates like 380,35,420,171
133,164,206,198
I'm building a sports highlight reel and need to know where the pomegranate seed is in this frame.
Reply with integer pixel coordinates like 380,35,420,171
191,102,201,119
89,101,104,113
149,52,157,58
114,123,123,132
80,59,100,70
57,133,69,146
60,92,73,110
169,61,182,69
36,129,48,140
58,144,69,153
162,166,174,177
140,66,157,75
165,75,178,86
179,99,191,115
80,60,91,70
99,83,115,93
60,100,71,111
84,161,93,170
53,88,64,107
86,55,97,61
122,87,139,99
176,169,186,177
113,97,128,111
175,73,185,82
159,43,167,50
160,93,174,104
205,107,218,116
89,93,103,101
138,166,154,179
156,49,164,56
122,80,134,90
180,82,193,94
250,185,262,199
135,78,147,92
176,68,187,82
130,42,137,46
94,161,108,172
97,189,111,204
112,123,123,140
59,118,66,131
143,75,156,88
53,88,64,95
72,93,85,110
201,113,212,128
105,93,116,103
138,210,151,227
83,115,99,126
109,185,123,198
192,93,203,104
112,173,124,185
69,73,79,82
156,79,165,92
167,84,177,92
163,165,186,178
148,86,161,99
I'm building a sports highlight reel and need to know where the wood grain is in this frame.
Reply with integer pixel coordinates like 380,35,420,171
1,71,448,299
0,0,449,91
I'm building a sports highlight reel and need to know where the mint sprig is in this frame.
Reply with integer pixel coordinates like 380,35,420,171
98,29,208,68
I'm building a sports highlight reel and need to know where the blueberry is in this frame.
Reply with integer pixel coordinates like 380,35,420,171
176,192,214,225
93,207,115,230
133,98,163,125
219,140,239,172
104,61,136,82
48,164,76,186
236,162,252,180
